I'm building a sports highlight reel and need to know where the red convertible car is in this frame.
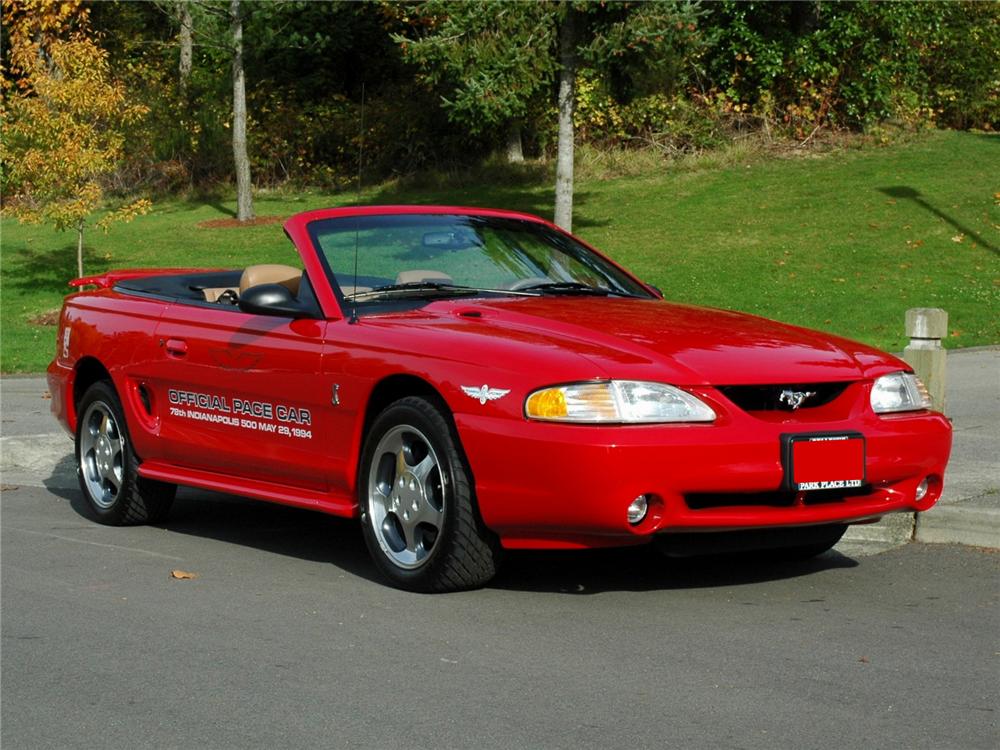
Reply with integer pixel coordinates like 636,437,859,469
48,206,952,591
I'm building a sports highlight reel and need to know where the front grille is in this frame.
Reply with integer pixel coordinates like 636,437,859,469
718,382,851,412
684,485,871,510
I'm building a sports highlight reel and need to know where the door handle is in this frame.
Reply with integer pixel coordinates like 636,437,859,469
164,338,188,357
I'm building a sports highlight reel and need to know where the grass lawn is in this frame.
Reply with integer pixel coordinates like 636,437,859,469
2,129,997,373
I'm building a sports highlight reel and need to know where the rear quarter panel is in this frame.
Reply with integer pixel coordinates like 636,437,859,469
51,291,169,456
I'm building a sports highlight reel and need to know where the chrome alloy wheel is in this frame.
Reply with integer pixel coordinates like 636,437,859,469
78,400,126,509
366,424,446,569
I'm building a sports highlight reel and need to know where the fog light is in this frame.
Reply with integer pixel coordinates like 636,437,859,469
915,478,930,502
627,495,649,525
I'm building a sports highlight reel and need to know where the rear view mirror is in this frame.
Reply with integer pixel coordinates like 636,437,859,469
421,231,480,250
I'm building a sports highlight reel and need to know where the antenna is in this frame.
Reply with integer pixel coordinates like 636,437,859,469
349,82,365,325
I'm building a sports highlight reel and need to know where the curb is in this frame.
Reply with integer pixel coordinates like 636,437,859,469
838,503,1000,551
915,504,1000,549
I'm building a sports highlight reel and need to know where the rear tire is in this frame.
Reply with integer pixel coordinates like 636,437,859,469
75,381,175,525
358,396,500,592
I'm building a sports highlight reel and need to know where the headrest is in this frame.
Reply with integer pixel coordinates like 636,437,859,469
240,264,302,295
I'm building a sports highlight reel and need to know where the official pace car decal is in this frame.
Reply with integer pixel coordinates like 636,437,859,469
167,388,313,440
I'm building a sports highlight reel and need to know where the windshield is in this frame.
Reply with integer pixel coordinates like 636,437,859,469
307,214,652,307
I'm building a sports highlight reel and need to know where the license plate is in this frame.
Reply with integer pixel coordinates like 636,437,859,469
782,432,865,491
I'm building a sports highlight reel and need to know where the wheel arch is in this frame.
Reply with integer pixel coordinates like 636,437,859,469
66,357,113,432
361,374,451,440
357,373,476,496
73,357,113,404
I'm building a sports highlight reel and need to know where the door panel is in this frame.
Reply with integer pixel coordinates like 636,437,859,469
150,305,329,491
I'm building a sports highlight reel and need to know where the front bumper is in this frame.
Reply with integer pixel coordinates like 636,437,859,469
456,408,952,549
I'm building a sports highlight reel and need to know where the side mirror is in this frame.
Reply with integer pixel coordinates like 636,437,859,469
647,283,664,299
238,283,310,318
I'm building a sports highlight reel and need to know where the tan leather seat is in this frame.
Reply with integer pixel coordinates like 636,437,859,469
394,269,453,285
239,264,302,295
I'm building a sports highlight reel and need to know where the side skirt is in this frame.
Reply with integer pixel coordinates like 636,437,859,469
139,460,357,518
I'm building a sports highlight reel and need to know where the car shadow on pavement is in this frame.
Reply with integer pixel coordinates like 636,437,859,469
49,463,859,593
491,545,859,595
51,478,385,586
159,490,385,585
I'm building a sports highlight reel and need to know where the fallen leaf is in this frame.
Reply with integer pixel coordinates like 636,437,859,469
858,656,870,664
0,484,20,492
171,570,199,580
42,391,52,400
951,234,965,243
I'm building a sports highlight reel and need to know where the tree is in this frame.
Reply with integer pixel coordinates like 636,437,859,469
554,6,579,231
229,0,254,221
153,0,254,217
177,0,193,97
1,25,151,278
397,1,700,233
394,1,558,163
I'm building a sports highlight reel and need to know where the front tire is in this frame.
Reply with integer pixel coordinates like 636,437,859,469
358,396,500,592
75,381,175,525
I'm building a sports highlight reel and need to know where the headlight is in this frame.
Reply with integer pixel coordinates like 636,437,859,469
870,371,932,413
525,380,716,423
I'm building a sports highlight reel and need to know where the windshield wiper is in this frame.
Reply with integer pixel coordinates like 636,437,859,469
347,281,548,302
347,281,483,302
520,281,635,297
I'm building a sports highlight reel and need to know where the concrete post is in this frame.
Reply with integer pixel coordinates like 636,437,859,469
902,308,947,413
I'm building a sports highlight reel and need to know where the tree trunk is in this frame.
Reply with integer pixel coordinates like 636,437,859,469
505,123,524,163
230,0,255,222
791,1,822,35
553,7,577,232
178,1,193,97
76,220,84,279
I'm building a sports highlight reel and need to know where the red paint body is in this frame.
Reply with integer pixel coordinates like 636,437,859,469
48,206,952,549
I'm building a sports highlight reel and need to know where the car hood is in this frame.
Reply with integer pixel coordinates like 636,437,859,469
426,296,905,385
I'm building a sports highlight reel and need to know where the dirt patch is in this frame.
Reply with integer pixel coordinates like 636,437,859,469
197,215,285,229
28,309,60,326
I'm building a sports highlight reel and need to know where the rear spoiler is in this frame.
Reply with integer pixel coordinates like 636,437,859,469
70,268,226,290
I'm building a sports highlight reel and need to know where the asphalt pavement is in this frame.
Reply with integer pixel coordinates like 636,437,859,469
1,351,998,749
2,482,998,749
